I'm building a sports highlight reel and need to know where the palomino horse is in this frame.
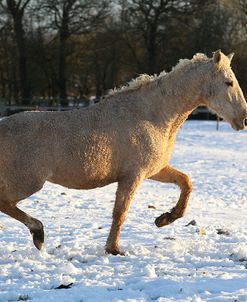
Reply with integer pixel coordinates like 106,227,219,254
0,50,246,255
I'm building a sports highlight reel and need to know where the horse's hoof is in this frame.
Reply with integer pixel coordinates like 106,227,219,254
31,228,44,250
105,247,125,256
33,239,43,250
155,212,173,227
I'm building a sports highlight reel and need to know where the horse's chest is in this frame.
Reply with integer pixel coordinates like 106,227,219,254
142,131,176,175
148,140,172,166
132,130,166,165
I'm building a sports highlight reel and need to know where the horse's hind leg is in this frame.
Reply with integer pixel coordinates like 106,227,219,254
150,165,192,227
0,164,48,249
106,176,141,255
0,202,44,250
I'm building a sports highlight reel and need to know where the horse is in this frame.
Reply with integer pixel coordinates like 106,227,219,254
0,50,246,255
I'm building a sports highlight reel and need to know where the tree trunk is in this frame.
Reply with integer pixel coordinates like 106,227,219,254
0,71,6,99
58,14,70,106
15,15,30,104
58,36,67,105
7,0,30,104
146,25,157,74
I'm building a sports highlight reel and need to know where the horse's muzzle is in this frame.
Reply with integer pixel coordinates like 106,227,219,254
232,116,247,131
231,112,247,131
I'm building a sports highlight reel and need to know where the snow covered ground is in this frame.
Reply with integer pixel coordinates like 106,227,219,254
0,120,247,302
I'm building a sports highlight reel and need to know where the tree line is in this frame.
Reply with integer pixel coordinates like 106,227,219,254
0,0,247,105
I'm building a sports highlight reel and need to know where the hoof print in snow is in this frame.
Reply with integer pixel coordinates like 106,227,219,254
61,192,67,195
55,283,73,290
107,287,123,292
148,205,156,209
216,228,230,236
17,294,30,301
185,220,197,227
230,253,247,264
164,236,176,240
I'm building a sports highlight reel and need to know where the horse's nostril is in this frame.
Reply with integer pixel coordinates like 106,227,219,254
244,119,247,127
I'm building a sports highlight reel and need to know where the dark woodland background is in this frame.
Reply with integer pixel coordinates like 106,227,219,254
0,0,247,106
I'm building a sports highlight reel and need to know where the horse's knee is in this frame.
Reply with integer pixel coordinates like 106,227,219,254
112,209,127,226
112,196,129,224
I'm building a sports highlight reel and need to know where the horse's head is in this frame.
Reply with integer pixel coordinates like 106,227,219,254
204,50,247,131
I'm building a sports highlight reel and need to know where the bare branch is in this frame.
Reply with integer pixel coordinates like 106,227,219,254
21,0,31,11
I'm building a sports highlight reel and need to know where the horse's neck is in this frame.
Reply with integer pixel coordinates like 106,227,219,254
146,65,205,132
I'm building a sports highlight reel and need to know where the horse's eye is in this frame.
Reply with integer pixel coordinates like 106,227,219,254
225,81,233,87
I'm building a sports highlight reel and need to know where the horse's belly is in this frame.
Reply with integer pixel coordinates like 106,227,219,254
48,174,115,190
47,155,117,190
48,168,116,189
48,133,118,189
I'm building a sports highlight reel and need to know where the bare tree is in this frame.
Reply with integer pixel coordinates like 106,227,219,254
0,17,17,102
223,0,247,92
41,0,109,105
0,0,246,104
120,0,184,74
2,0,31,103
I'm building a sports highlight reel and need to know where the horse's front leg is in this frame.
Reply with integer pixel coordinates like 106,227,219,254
150,165,192,227
106,176,141,255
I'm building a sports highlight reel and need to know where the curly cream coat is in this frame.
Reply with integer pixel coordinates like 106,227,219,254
0,50,246,255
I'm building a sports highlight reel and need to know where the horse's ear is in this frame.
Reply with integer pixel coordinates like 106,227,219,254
213,49,222,65
227,52,234,62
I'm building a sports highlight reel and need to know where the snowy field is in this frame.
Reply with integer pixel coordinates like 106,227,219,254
0,120,247,302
